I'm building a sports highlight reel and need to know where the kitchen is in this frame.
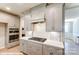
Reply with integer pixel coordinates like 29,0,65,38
0,3,64,55
20,3,64,55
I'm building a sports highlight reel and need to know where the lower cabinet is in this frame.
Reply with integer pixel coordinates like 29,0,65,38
20,40,64,55
43,44,64,55
27,41,42,55
20,39,28,54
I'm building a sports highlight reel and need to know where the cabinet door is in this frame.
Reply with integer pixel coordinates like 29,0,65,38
54,4,64,32
24,12,32,31
31,4,46,20
20,39,24,51
14,18,20,28
23,40,29,54
27,41,42,55
20,39,28,54
45,4,55,32
43,44,63,55
46,4,64,32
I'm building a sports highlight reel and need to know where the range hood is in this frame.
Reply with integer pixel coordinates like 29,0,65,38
32,18,45,23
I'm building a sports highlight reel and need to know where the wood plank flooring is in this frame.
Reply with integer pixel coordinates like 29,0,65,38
0,46,23,55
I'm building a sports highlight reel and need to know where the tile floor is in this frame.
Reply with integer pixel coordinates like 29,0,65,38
0,46,23,55
65,39,79,55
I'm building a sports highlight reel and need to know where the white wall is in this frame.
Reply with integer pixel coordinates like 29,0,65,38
0,11,20,28
33,22,46,32
0,23,5,49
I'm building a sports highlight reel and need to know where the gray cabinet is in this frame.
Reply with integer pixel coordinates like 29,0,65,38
45,4,64,32
27,41,42,55
24,11,32,31
20,39,28,54
20,39,42,55
20,39,63,55
31,4,46,20
43,44,64,55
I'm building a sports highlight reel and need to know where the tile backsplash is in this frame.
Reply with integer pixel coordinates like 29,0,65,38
32,32,50,39
50,32,63,42
32,31,63,42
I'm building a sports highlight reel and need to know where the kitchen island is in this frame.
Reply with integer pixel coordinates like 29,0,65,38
20,37,64,55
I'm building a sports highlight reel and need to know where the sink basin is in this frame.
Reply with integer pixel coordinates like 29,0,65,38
28,37,47,42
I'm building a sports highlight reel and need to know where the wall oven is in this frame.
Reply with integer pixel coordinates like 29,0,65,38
9,28,19,43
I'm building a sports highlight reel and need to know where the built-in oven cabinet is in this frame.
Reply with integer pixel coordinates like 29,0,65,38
27,40,42,55
43,44,64,55
45,4,64,32
31,4,46,20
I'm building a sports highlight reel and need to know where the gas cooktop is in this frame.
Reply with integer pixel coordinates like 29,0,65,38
28,37,47,42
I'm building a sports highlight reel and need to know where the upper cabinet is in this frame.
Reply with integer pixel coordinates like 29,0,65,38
23,3,64,32
31,4,46,20
24,11,32,31
45,4,64,32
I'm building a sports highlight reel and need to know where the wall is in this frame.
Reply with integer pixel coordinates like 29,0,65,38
0,11,20,48
0,11,20,28
33,22,46,32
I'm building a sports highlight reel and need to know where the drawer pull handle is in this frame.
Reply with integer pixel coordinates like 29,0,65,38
50,52,53,55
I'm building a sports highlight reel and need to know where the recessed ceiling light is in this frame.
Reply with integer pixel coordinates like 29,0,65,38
6,7,11,10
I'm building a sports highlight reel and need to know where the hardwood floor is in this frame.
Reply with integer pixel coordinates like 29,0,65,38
0,46,23,55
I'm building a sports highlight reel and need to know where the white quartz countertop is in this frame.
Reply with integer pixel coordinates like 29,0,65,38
20,37,64,49
44,40,64,49
20,37,30,40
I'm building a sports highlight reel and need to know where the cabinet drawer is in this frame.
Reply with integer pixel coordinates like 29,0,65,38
31,4,46,20
43,44,55,55
56,49,64,55
43,44,63,55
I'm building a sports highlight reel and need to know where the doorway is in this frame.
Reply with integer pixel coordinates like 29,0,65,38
65,3,79,55
0,23,6,49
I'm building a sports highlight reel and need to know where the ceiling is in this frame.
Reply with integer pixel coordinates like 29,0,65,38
0,3,41,16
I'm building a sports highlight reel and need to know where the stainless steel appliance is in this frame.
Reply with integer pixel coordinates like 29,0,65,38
28,37,47,42
9,28,19,43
